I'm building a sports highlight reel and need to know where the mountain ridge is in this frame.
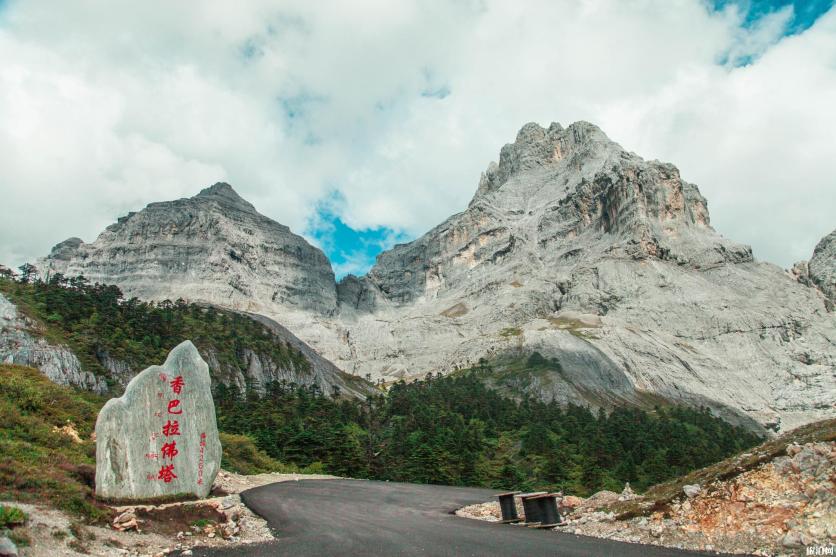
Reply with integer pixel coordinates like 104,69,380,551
37,121,836,432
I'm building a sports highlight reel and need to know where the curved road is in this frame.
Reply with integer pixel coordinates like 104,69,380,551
188,479,716,557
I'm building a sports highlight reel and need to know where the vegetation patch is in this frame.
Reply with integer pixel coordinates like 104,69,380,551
0,505,27,528
217,363,763,496
0,363,111,523
499,327,522,338
0,276,312,392
220,432,297,475
548,315,602,340
440,303,469,318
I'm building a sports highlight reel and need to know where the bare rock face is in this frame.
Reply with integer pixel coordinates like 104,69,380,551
95,341,221,501
808,228,836,310
41,183,337,316
331,122,834,431
0,293,107,393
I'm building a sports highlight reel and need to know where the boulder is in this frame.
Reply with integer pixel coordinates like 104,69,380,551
682,484,701,498
95,341,221,500
0,537,17,557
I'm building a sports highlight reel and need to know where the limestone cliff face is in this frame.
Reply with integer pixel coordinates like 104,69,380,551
352,122,750,310
36,123,836,432
808,229,836,309
42,183,337,316
0,293,108,393
332,122,833,431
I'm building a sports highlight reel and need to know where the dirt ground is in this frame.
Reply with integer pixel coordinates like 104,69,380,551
2,470,338,557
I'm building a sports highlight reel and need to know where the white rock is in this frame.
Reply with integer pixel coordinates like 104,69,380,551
683,484,701,498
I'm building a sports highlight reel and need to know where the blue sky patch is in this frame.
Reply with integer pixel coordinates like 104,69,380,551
713,0,833,35
306,193,409,279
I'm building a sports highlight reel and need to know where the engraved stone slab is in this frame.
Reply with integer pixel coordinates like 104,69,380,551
95,340,221,500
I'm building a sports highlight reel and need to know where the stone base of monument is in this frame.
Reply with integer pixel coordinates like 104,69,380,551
95,341,222,503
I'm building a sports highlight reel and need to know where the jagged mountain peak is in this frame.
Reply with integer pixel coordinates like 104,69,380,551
191,181,257,213
472,120,622,204
41,182,338,316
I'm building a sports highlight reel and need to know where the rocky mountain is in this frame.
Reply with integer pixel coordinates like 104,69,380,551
38,121,835,432
809,229,836,308
44,182,337,316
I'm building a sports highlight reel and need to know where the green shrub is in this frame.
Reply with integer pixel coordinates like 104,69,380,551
219,432,295,475
0,505,27,528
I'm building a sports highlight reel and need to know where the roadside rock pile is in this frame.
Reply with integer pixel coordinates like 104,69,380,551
457,441,835,555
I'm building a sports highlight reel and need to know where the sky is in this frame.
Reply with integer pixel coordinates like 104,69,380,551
0,0,834,278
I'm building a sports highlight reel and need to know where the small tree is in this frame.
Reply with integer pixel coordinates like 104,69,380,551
17,263,37,283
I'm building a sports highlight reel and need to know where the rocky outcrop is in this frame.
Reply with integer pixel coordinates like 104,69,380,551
37,123,836,432
0,293,107,393
95,341,221,500
808,228,836,309
41,183,337,316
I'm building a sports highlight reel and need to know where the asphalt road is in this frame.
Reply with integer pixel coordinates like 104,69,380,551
188,479,716,557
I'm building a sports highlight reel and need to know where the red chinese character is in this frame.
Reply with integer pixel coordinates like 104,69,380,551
167,399,183,414
159,373,168,382
170,375,185,394
161,441,179,460
162,420,180,436
158,464,177,483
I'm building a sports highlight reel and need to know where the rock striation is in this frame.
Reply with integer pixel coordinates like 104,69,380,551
330,122,835,431
42,183,337,316
95,341,221,501
0,293,107,393
40,122,836,432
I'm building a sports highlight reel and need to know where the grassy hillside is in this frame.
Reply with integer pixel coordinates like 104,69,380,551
0,363,299,522
0,275,312,392
0,364,108,520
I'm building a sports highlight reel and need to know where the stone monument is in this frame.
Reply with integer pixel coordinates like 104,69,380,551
95,340,222,500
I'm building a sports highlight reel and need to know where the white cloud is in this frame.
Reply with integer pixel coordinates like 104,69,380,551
0,0,833,270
